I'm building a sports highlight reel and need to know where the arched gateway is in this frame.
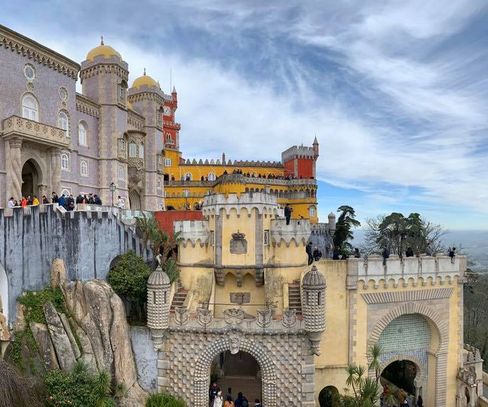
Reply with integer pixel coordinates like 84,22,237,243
193,335,277,407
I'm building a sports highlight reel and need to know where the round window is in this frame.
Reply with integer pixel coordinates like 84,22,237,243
59,87,68,101
24,64,36,81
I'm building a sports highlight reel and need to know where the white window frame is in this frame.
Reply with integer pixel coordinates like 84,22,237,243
22,93,39,121
139,143,144,159
80,160,88,177
208,172,216,181
78,121,88,146
128,142,137,158
61,153,69,171
58,111,70,137
164,158,172,167
309,206,316,217
118,164,125,181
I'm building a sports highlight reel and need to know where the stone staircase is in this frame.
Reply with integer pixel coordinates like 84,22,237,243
288,280,302,316
170,287,188,312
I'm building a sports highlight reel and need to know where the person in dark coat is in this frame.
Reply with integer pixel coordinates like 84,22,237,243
51,192,59,203
306,242,313,265
382,247,390,265
405,247,414,257
93,194,102,205
313,247,322,261
235,392,248,407
209,383,220,405
284,204,292,225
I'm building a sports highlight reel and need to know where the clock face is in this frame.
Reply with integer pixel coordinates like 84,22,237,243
163,106,171,115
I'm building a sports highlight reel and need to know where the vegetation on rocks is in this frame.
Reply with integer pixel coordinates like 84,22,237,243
146,392,186,407
45,361,114,407
0,360,45,407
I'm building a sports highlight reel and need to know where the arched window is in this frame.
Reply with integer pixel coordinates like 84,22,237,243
22,94,39,121
78,122,87,146
208,173,216,181
80,160,88,177
129,142,137,157
139,143,144,159
309,206,316,217
58,111,69,137
61,153,69,171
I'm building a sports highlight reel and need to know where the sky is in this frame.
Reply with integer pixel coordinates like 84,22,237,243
2,0,488,229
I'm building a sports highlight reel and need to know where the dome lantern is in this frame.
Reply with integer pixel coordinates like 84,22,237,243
147,264,171,332
85,37,122,62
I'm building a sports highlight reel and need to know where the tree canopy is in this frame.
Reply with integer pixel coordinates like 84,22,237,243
333,205,361,257
363,212,444,256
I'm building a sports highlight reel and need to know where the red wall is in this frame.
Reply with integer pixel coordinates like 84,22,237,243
154,210,204,237
284,159,295,177
296,158,314,178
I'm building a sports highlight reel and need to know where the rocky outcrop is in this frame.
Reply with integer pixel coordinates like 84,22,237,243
18,259,148,405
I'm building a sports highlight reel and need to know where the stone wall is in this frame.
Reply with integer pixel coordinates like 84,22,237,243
159,329,314,407
130,326,158,392
0,205,150,323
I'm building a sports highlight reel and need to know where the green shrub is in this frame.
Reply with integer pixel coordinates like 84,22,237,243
18,287,65,324
146,392,186,407
107,251,151,321
45,361,115,407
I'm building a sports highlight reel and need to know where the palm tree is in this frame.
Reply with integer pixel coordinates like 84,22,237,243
368,344,382,384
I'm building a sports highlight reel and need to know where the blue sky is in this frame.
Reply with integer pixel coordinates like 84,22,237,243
2,0,488,229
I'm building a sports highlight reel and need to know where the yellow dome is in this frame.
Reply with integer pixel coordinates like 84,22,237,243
131,71,159,89
86,38,121,61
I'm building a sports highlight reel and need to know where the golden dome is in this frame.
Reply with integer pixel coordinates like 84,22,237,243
131,70,159,89
86,37,121,61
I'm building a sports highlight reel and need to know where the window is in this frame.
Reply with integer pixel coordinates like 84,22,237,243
78,122,87,146
60,188,71,197
209,230,215,246
208,173,216,181
118,164,125,181
309,206,316,217
164,158,172,167
80,160,88,177
61,153,69,171
318,291,322,305
165,133,173,143
23,64,36,81
58,111,69,137
264,230,270,246
119,80,127,103
22,94,39,121
129,142,137,157
139,143,144,159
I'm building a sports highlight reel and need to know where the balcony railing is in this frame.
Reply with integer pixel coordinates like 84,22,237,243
2,115,69,148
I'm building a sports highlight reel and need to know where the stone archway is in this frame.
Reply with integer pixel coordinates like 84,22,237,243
21,158,44,199
193,334,277,407
368,302,447,407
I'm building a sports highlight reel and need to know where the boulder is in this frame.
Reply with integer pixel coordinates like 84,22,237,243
50,258,67,289
29,322,59,370
43,302,76,371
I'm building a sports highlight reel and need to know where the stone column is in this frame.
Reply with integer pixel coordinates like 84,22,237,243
6,137,22,202
50,148,61,195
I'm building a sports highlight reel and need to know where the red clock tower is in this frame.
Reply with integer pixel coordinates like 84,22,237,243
163,87,181,150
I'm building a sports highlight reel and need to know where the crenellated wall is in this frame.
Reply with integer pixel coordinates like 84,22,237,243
0,204,151,323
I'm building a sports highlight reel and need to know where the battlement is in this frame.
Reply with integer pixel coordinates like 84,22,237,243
202,192,281,217
270,219,311,246
215,174,316,187
174,220,209,246
282,145,316,162
182,158,282,167
346,255,466,288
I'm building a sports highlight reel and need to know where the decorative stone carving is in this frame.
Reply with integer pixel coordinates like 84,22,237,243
223,308,245,326
282,309,297,328
256,308,273,328
173,307,189,326
230,232,247,254
230,292,250,304
228,330,242,354
197,308,213,328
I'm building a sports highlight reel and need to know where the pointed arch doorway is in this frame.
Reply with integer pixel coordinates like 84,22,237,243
21,159,42,198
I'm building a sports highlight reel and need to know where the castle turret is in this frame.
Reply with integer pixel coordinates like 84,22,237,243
147,265,171,339
328,212,336,232
302,265,326,355
313,136,319,159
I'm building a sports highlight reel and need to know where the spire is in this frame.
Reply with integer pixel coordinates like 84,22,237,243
313,136,318,145
143,67,146,76
100,35,104,45
172,85,177,93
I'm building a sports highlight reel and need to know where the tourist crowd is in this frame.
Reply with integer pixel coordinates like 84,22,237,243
7,191,107,211
210,384,261,407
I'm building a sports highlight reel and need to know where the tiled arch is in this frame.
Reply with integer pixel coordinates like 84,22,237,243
368,302,448,407
192,335,277,407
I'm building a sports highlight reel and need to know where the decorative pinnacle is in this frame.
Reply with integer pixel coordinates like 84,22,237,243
143,67,146,75
100,35,104,45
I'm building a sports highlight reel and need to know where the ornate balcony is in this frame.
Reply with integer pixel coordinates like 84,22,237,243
2,115,69,148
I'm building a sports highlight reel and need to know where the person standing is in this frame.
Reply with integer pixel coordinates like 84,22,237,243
21,197,28,207
213,391,223,407
116,196,125,209
284,203,292,225
235,392,249,407
7,197,15,208
254,400,262,407
209,383,220,406
306,241,313,265
416,395,423,407
224,395,234,407
32,196,40,206
51,192,59,203
313,247,322,262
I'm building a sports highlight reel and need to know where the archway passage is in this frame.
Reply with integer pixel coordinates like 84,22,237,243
129,189,141,210
319,386,340,407
21,160,39,198
381,360,418,401
211,351,262,404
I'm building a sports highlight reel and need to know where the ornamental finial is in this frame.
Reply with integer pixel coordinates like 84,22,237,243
100,35,104,45
144,67,146,76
